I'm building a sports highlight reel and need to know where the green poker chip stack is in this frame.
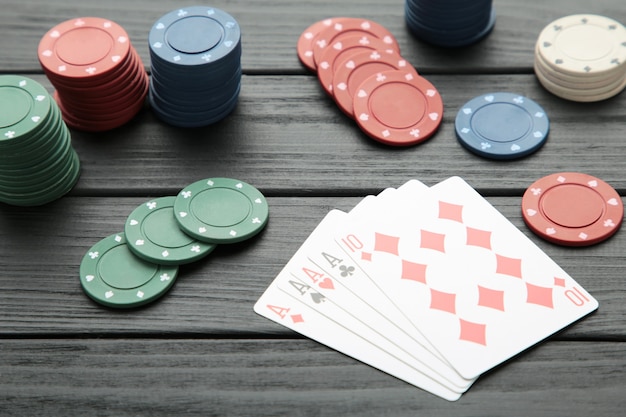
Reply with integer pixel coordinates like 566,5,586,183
0,75,80,206
80,178,270,309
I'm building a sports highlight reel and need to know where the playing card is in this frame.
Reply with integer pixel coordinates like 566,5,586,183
337,179,449,360
283,211,474,392
254,279,464,400
263,203,473,388
349,180,427,221
334,176,599,380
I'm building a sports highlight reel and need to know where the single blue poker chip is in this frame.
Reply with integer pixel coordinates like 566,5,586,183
149,84,240,127
149,66,242,107
149,6,241,67
455,92,549,160
149,40,241,78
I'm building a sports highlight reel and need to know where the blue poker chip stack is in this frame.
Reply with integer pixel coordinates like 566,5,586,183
148,6,242,127
405,0,495,47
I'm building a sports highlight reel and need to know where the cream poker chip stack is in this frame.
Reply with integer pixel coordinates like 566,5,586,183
534,14,626,102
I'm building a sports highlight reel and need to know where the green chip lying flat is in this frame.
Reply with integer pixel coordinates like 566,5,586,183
79,233,179,308
174,177,269,243
125,196,216,265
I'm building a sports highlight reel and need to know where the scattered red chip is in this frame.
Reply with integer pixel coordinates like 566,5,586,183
522,172,623,246
333,51,418,118
317,34,397,96
38,17,131,80
296,17,443,147
352,70,443,146
312,18,400,67
297,18,349,72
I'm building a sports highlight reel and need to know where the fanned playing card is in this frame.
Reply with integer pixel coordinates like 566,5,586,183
254,182,471,400
334,177,598,379
254,282,463,401
254,177,598,399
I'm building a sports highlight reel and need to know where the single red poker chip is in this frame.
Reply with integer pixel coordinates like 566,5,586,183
56,60,146,109
522,172,623,246
45,47,139,92
56,76,147,121
333,49,417,117
41,49,135,90
54,70,148,116
54,82,147,132
317,34,397,96
297,18,350,72
352,70,443,146
38,17,131,80
50,52,141,102
312,18,400,67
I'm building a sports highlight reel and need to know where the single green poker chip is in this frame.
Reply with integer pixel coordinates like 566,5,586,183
79,233,179,308
174,177,269,243
124,196,216,265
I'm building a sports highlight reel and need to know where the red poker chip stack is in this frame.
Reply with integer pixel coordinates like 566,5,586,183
297,17,443,146
38,17,149,132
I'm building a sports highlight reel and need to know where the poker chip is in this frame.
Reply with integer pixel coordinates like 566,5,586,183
317,34,396,96
0,75,81,206
38,17,149,131
255,176,601,400
352,70,443,146
455,92,550,160
174,178,269,243
79,177,269,308
522,172,623,246
534,64,626,102
148,6,242,127
534,14,626,102
405,0,496,47
534,49,625,89
297,17,349,72
80,233,179,308
296,16,443,146
124,196,216,265
333,49,418,117
311,18,400,67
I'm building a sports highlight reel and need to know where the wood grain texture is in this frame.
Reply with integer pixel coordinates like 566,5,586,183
14,73,626,194
1,0,625,73
1,0,625,415
1,339,625,417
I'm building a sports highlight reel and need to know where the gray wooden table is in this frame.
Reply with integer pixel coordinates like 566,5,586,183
1,0,625,415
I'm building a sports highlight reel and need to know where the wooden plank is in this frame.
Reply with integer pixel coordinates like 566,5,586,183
1,1,622,415
1,339,624,416
10,73,625,194
0,196,624,337
1,0,625,73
